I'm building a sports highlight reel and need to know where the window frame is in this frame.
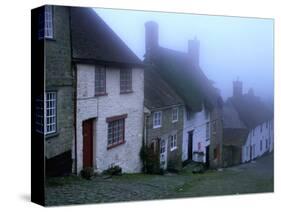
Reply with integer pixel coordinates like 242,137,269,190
35,91,57,135
45,91,57,135
171,107,179,123
170,134,177,151
106,114,127,149
153,111,162,129
38,5,54,40
120,68,133,94
95,65,107,96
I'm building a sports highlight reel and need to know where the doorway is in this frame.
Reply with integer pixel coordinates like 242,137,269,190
188,131,193,160
82,119,96,168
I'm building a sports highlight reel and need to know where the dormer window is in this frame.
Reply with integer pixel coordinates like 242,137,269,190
38,5,54,40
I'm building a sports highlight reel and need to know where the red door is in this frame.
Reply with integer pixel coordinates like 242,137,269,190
83,119,94,168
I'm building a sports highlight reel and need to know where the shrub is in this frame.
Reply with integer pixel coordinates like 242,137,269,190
140,145,161,174
102,165,122,176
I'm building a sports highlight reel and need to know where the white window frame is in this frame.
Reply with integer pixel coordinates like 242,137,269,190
153,111,162,128
170,134,177,151
35,91,57,135
45,91,57,135
120,68,132,93
172,107,179,123
38,5,54,40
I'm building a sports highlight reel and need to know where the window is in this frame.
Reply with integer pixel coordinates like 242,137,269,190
260,140,263,151
172,107,178,123
206,122,210,140
213,148,217,159
170,134,177,151
260,125,263,132
46,92,57,134
160,140,166,154
198,142,201,151
153,111,162,128
266,139,268,149
266,121,268,128
107,114,127,149
35,92,57,135
38,5,53,39
120,69,132,93
95,65,106,95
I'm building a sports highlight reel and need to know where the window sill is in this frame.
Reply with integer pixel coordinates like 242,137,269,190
45,131,59,140
107,140,125,150
153,125,162,129
95,93,108,97
120,90,133,94
172,120,178,123
170,147,178,152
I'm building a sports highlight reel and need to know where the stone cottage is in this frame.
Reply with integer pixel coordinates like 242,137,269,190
71,8,144,173
222,80,274,167
144,21,223,169
143,63,185,171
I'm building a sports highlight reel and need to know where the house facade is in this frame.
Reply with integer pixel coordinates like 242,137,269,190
71,8,144,173
144,21,223,169
33,5,74,176
222,80,274,166
242,119,274,162
143,66,184,171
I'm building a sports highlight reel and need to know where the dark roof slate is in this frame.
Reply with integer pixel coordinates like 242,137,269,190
144,65,184,109
70,7,142,66
227,94,273,129
223,101,247,129
146,47,220,111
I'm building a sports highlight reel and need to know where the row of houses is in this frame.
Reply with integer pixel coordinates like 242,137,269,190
32,5,273,176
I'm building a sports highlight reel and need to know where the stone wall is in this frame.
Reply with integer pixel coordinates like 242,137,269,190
45,6,73,166
145,105,184,170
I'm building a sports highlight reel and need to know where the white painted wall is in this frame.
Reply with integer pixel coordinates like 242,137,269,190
242,119,274,162
76,64,144,173
182,104,210,163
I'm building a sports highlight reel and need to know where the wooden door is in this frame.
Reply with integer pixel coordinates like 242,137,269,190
188,131,193,160
83,119,94,168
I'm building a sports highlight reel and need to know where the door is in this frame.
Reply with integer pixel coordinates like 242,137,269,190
205,145,210,167
188,131,193,160
159,139,167,169
83,119,95,168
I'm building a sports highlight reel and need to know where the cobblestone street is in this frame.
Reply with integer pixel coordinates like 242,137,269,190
46,153,273,206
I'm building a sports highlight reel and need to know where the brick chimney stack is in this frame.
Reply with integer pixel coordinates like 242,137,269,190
145,21,159,56
233,78,243,98
188,37,200,66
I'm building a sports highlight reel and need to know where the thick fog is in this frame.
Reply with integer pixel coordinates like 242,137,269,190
94,8,274,102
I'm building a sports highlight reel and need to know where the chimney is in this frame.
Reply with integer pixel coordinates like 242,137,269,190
233,78,243,98
188,37,200,66
145,21,159,56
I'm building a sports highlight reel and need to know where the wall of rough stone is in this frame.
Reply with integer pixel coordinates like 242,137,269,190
45,6,73,161
145,106,184,170
76,64,144,173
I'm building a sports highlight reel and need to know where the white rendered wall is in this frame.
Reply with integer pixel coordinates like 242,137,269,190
76,64,144,173
182,105,210,163
242,119,274,162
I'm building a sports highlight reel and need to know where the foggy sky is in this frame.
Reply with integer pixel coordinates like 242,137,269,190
94,8,274,101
